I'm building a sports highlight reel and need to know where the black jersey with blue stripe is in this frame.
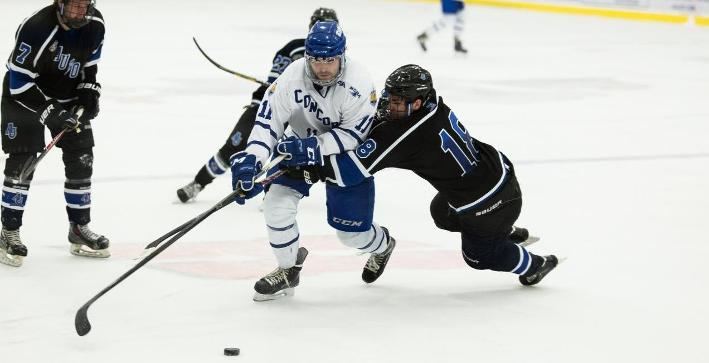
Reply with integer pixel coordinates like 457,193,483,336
324,97,511,213
250,38,305,104
3,5,104,110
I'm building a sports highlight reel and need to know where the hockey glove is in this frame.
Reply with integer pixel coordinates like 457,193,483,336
76,82,101,122
39,101,80,132
276,136,323,168
230,152,264,205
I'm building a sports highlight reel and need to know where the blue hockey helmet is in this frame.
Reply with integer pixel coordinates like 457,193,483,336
306,21,346,58
305,21,346,86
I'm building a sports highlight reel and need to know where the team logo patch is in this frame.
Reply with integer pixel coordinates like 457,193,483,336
268,83,277,94
11,193,26,207
4,123,17,140
355,139,377,158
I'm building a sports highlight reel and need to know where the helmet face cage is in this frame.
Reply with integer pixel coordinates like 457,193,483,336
305,21,346,87
309,8,338,29
56,0,96,29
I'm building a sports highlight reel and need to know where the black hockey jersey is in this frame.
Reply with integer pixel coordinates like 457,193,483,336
250,38,305,104
2,5,104,111
323,97,512,213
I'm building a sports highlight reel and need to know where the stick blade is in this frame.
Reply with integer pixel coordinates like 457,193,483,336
75,304,92,336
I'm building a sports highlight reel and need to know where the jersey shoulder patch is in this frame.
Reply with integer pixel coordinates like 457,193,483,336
355,139,377,158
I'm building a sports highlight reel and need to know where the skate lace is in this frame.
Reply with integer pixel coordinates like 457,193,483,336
77,224,101,241
263,268,288,286
365,254,384,272
2,229,22,246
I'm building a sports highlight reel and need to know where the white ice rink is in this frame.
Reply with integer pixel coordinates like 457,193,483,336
1,0,709,362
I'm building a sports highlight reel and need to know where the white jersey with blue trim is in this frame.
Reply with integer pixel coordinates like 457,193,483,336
244,57,378,165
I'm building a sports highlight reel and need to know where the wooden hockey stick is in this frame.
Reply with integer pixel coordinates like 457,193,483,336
192,37,268,87
18,107,84,183
74,155,286,337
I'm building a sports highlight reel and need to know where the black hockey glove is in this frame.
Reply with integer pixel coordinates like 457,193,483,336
281,165,323,185
76,82,101,121
39,101,80,132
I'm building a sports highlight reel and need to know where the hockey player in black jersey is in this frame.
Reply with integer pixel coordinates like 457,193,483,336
0,0,109,267
176,7,339,203
275,64,559,286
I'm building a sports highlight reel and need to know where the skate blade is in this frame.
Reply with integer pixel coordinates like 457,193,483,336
70,243,111,258
0,252,23,267
253,288,294,302
519,235,541,247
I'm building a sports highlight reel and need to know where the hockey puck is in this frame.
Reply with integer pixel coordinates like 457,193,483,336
224,348,240,356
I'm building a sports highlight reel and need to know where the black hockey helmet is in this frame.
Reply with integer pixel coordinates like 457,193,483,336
379,64,436,119
309,8,338,28
55,0,96,29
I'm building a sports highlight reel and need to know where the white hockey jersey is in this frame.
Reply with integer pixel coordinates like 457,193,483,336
244,57,378,165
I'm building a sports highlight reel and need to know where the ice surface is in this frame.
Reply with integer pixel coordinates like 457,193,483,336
1,1,708,362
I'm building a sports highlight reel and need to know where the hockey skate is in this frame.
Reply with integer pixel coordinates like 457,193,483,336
176,180,203,203
454,37,468,54
416,32,428,52
362,228,396,283
509,226,540,247
519,255,559,286
253,247,308,302
0,227,27,267
68,223,110,258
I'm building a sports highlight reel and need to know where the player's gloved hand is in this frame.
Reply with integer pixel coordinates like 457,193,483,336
230,152,263,205
276,136,323,168
76,82,101,121
39,101,80,132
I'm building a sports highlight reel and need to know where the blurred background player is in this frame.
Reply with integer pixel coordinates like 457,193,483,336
176,8,339,203
278,64,559,286
0,0,108,267
417,0,468,54
230,21,394,301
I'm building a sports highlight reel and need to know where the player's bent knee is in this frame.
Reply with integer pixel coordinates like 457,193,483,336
429,193,460,232
262,185,300,226
4,153,35,179
62,148,93,179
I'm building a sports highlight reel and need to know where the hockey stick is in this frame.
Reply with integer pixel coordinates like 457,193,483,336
192,37,268,87
133,164,288,260
74,155,287,336
18,108,84,183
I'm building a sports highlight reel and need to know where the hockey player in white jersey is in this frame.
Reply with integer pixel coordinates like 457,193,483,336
230,21,396,301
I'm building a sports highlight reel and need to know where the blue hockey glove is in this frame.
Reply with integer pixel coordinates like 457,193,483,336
276,136,323,168
230,152,264,205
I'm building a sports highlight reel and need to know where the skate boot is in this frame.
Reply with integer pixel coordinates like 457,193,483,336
454,37,468,54
417,32,429,52
509,226,540,247
68,223,110,258
176,180,204,203
362,228,396,283
0,227,27,267
519,255,559,286
253,247,308,302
